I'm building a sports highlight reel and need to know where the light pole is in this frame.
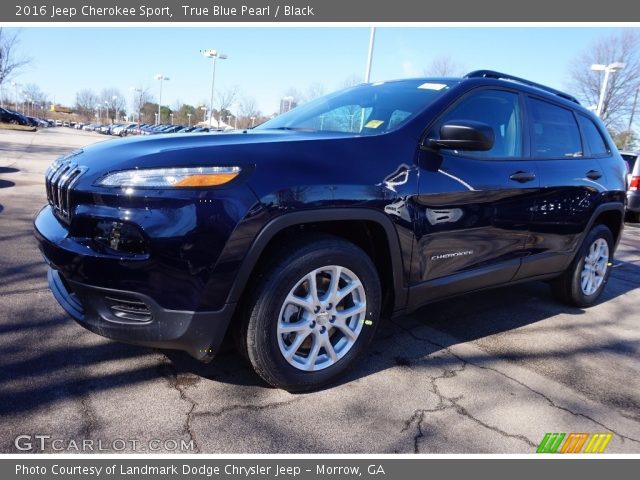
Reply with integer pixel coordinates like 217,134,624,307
187,113,192,127
130,87,142,127
11,82,20,111
104,100,110,124
364,27,376,83
170,113,174,125
154,74,169,124
250,116,256,127
591,62,625,118
112,96,118,122
201,49,228,128
624,85,640,150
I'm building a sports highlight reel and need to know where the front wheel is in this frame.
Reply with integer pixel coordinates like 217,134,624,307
239,236,381,391
552,224,614,308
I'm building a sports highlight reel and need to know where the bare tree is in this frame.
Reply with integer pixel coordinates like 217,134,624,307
306,82,326,101
424,55,466,77
342,75,362,88
0,29,30,91
215,86,239,125
569,31,640,128
75,89,99,122
283,87,304,105
131,86,153,123
237,96,260,128
99,88,127,122
22,83,48,114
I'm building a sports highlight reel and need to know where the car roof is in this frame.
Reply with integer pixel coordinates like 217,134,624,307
367,70,591,116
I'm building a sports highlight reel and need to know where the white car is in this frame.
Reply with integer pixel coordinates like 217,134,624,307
111,123,136,137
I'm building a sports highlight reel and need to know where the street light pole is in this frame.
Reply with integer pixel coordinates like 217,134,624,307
155,74,170,124
130,87,142,128
112,96,118,122
187,113,192,127
201,49,228,129
11,82,20,111
592,62,625,118
624,86,640,150
364,27,376,83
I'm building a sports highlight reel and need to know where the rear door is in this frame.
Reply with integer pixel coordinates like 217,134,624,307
516,97,607,278
411,88,539,304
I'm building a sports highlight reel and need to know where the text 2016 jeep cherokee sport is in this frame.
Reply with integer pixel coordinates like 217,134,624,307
34,71,626,391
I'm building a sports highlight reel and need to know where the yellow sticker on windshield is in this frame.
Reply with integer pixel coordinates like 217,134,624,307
365,120,384,128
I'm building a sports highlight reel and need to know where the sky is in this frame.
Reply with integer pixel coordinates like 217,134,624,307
2,26,636,116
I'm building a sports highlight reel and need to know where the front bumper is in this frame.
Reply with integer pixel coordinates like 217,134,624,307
34,204,239,360
47,267,234,360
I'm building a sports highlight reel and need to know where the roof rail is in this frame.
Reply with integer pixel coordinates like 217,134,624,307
464,70,580,105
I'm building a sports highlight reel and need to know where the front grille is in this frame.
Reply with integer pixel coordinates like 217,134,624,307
45,156,87,221
104,295,153,323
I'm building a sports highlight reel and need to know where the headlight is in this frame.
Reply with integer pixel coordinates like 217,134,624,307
96,166,241,188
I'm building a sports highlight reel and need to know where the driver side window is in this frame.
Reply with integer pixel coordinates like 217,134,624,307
433,89,523,159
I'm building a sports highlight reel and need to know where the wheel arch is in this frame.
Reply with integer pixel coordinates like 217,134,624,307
226,209,409,314
587,202,625,250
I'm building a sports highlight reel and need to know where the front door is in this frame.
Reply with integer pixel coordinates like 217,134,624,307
411,88,539,305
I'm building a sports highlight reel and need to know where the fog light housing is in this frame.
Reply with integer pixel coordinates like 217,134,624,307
94,220,147,254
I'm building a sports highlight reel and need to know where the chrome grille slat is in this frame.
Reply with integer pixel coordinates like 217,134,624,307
45,157,87,222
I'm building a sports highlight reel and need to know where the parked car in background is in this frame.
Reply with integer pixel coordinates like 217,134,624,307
111,123,137,137
0,107,32,126
623,151,640,222
620,151,638,187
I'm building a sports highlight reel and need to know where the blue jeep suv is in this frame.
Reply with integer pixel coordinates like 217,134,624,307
34,71,626,390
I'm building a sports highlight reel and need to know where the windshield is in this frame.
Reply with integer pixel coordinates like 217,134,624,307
257,80,456,135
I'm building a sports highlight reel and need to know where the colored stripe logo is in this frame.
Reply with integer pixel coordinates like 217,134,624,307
537,433,612,453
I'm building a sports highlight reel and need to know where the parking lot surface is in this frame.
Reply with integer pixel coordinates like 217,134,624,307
1,127,639,453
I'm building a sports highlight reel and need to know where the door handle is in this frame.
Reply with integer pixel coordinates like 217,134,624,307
586,170,603,180
509,171,536,183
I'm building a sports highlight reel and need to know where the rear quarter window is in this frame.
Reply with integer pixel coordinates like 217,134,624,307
577,114,610,156
528,97,583,158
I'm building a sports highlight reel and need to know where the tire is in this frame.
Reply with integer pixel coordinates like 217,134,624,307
552,224,614,308
238,235,382,391
626,210,640,223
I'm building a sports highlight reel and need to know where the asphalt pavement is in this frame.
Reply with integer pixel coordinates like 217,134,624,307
0,127,639,453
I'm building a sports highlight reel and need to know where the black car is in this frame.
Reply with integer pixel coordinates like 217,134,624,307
34,71,626,391
0,107,30,126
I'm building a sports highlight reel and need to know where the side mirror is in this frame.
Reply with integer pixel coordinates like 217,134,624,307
425,120,495,151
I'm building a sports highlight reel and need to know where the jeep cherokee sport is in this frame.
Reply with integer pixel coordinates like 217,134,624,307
34,70,626,391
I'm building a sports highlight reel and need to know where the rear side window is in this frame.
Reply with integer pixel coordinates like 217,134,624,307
577,115,609,156
528,98,582,158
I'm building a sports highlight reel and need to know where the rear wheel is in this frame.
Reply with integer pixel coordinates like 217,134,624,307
552,224,614,307
238,236,381,391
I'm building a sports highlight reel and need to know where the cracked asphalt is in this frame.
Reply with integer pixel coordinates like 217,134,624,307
1,127,639,454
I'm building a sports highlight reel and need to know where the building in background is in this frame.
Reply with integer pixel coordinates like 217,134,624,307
279,96,297,114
